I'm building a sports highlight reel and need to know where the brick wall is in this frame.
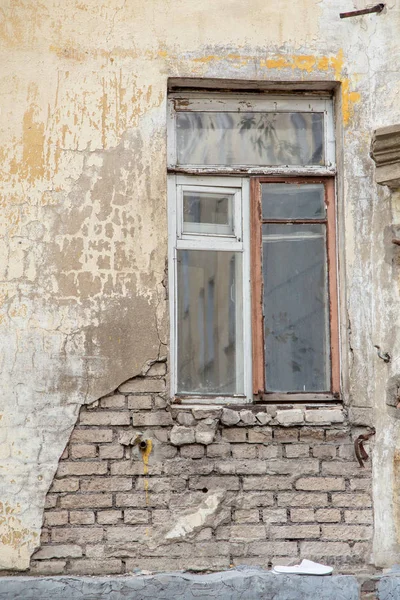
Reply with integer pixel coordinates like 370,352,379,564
30,362,374,576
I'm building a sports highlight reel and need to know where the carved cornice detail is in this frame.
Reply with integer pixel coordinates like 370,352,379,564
371,124,400,189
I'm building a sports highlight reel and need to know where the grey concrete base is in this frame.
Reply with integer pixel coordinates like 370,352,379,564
378,575,400,600
0,568,359,600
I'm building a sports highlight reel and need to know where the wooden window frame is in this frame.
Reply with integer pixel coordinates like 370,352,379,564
251,176,340,402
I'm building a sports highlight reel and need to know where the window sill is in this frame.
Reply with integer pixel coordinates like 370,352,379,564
171,401,346,427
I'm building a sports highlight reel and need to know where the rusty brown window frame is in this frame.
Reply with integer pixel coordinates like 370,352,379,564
251,176,340,402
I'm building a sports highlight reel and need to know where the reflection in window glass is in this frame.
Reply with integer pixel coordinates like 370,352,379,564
262,183,326,220
262,223,330,392
177,250,243,395
177,112,324,166
183,191,234,235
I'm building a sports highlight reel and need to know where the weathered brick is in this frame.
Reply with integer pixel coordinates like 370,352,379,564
312,445,336,459
152,510,172,526
276,409,304,426
100,394,126,409
69,510,95,525
300,428,325,442
337,445,355,460
189,476,239,491
111,461,162,476
266,459,319,476
262,508,287,524
270,525,320,539
99,444,124,459
305,409,344,424
127,395,152,410
232,444,257,459
222,428,247,443
154,396,168,409
243,476,292,491
52,527,104,543
246,541,298,556
322,461,370,477
80,411,130,426
51,478,80,493
219,460,266,475
180,444,205,458
228,525,267,541
30,560,67,575
70,444,97,459
258,445,280,459
248,427,273,443
290,509,315,522
60,493,113,509
207,443,231,458
300,541,351,558
295,477,345,491
124,509,149,524
132,412,173,427
315,509,341,523
278,492,328,507
348,408,373,426
44,495,58,509
325,430,351,443
135,476,186,493
106,526,150,543
163,458,213,476
321,525,372,540
146,362,167,377
44,511,69,526
125,556,229,572
68,559,122,575
58,462,108,477
273,429,299,443
71,429,113,443
345,510,373,524
80,477,132,492
331,493,372,507
119,378,165,393
350,479,372,492
85,545,105,558
97,510,122,525
32,544,83,560
236,492,274,507
234,509,260,523
116,492,170,508
285,444,309,458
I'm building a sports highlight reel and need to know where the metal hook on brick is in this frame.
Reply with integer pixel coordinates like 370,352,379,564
374,345,391,363
354,429,376,468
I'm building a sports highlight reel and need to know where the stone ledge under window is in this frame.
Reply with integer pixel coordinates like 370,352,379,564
370,123,400,189
170,405,346,429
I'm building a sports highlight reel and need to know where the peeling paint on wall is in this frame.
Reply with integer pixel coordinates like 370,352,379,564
0,0,400,572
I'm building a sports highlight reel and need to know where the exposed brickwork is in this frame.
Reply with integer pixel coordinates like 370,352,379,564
29,365,374,576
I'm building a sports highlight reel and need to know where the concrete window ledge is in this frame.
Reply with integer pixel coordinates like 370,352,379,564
370,124,400,189
0,569,360,600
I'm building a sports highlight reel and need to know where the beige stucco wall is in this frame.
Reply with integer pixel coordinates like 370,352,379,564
1,0,400,571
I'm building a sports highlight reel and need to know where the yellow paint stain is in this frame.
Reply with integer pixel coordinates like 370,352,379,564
0,502,34,551
140,439,153,535
261,49,358,126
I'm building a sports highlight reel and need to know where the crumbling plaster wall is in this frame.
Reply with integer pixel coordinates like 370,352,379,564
0,0,400,572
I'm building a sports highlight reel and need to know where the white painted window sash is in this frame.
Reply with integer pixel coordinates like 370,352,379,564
168,175,252,403
167,93,336,170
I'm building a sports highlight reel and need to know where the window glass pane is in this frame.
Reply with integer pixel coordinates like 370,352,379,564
177,112,324,166
183,190,234,235
262,223,330,392
177,250,243,395
262,183,326,220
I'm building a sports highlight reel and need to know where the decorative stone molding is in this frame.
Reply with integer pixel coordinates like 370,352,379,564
371,124,400,189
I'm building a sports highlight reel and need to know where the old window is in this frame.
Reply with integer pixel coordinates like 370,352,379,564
168,92,338,403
